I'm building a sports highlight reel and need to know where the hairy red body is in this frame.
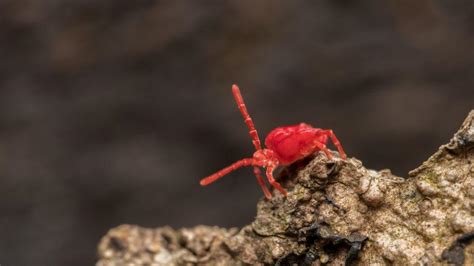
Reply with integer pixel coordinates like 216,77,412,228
265,123,330,165
200,85,347,199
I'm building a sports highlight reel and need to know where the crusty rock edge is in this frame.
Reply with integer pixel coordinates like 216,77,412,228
97,110,474,266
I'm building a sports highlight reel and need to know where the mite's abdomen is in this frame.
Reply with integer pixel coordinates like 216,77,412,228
265,123,327,165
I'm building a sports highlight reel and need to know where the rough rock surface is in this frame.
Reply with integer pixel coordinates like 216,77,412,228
97,111,474,265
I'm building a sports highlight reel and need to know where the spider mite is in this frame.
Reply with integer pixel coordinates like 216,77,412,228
200,84,347,199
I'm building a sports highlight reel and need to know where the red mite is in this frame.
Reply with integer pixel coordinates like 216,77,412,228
200,84,347,199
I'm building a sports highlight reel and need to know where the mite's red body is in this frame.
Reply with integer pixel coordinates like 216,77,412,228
200,85,347,199
265,123,330,165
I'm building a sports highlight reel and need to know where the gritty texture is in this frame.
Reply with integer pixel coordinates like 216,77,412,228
97,111,474,265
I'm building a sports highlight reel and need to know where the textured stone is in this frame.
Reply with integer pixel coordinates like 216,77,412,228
98,110,474,265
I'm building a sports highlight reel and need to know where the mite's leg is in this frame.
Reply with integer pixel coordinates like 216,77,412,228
254,167,272,199
232,84,262,151
312,140,333,159
321,130,347,159
265,166,288,196
200,158,255,186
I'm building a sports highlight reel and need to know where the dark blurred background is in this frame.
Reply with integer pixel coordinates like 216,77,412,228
0,0,473,265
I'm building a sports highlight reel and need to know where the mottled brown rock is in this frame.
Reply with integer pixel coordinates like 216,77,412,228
98,110,474,265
